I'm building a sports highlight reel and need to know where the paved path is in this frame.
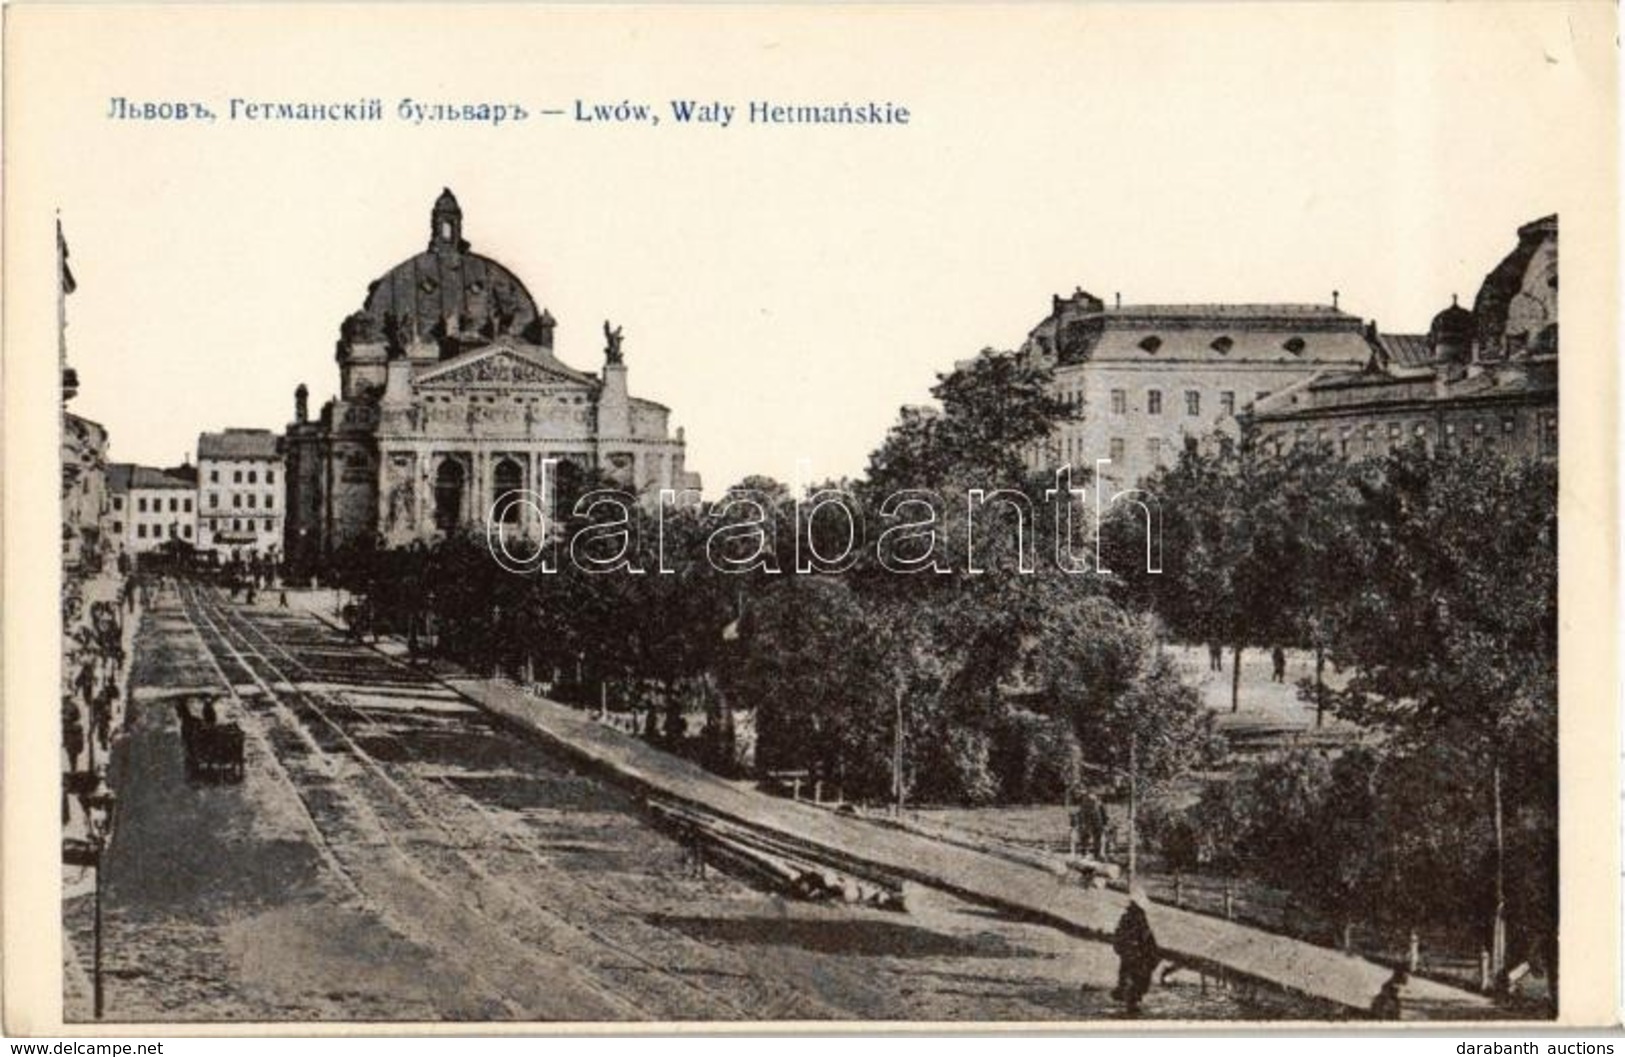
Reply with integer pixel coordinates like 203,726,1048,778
432,668,1496,1021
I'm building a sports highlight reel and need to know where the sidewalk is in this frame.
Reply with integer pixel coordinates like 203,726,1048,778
295,594,1498,1021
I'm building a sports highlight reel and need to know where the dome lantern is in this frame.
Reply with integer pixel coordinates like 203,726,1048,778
430,188,465,252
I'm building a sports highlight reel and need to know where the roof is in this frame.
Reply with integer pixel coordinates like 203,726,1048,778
1247,359,1555,424
1027,293,1373,367
198,429,281,461
107,463,195,493
1374,333,1433,369
1104,303,1354,323
1082,309,1369,365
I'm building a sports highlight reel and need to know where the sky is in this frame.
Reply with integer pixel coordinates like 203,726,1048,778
11,3,1611,494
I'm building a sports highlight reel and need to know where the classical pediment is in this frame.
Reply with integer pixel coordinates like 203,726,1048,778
415,344,594,390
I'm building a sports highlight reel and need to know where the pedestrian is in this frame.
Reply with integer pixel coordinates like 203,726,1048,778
280,589,289,608
1111,886,1161,1015
1370,968,1407,1020
1271,645,1287,683
62,697,85,773
1208,641,1223,672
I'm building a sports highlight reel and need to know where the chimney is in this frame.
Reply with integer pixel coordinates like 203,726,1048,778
1332,290,1340,310
1115,292,1122,309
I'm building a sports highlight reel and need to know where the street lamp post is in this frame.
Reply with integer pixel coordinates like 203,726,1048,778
63,784,116,1019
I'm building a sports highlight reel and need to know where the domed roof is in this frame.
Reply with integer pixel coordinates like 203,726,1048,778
1428,295,1475,350
344,190,551,349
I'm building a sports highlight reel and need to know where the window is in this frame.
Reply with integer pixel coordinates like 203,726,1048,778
209,470,219,484
233,470,242,483
1220,391,1236,417
265,493,275,509
268,470,276,485
233,494,242,508
1138,335,1162,354
137,497,148,513
1210,336,1234,355
1185,391,1200,416
1109,437,1125,463
233,518,242,531
184,498,193,512
183,525,192,539
1147,437,1163,462
169,523,177,538
209,493,219,509
1147,390,1163,415
1110,389,1127,415
248,494,257,509
1444,422,1458,449
248,470,258,484
1502,415,1517,435
112,521,122,534
137,524,147,538
263,519,272,532
113,497,123,511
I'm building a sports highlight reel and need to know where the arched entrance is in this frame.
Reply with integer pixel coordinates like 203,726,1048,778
433,459,465,532
493,457,524,524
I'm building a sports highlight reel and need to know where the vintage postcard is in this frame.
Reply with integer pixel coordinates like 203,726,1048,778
4,1,1618,1035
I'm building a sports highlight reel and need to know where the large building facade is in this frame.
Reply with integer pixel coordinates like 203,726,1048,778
285,190,699,574
1245,216,1557,461
197,429,285,561
1017,292,1374,487
106,464,196,556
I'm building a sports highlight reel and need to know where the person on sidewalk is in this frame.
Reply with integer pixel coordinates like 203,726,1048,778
1111,886,1161,1015
1369,968,1407,1020
1271,645,1287,683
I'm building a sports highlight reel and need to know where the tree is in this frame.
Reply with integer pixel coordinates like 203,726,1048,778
1321,445,1557,984
1108,443,1296,711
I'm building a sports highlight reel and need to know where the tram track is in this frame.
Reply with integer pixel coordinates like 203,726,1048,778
178,583,803,1021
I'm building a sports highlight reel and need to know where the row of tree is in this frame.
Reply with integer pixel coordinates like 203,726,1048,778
1113,434,1557,988
334,349,1555,985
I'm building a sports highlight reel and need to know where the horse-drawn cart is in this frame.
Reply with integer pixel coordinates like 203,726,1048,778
175,699,245,783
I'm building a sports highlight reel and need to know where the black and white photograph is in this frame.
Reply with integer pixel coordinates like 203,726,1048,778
6,1,1618,1034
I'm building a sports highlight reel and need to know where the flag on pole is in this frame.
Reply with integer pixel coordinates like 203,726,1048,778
57,217,76,294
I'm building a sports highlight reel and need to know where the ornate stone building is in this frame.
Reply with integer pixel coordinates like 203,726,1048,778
284,190,699,574
1245,216,1557,462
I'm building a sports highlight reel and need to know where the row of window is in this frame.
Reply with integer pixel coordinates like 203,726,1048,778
206,492,277,510
1104,437,1167,464
203,518,276,533
123,495,193,514
1272,413,1557,457
120,522,193,540
1104,388,1265,418
207,468,277,485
